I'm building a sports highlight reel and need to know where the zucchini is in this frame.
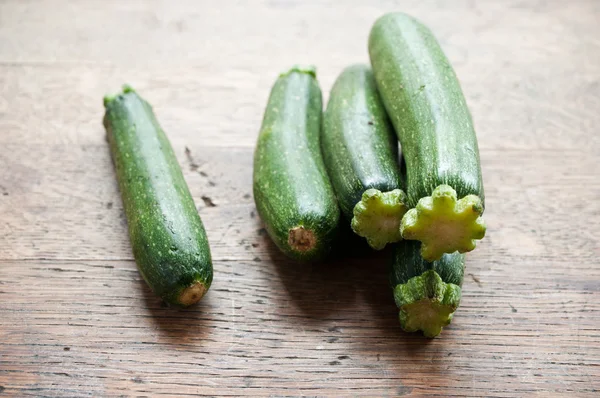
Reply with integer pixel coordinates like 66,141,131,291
253,66,340,261
369,12,486,261
391,240,464,338
103,86,212,307
321,64,408,250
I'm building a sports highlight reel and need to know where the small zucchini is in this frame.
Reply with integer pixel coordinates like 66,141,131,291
104,86,212,307
390,240,464,338
321,64,408,250
253,66,340,261
369,12,486,261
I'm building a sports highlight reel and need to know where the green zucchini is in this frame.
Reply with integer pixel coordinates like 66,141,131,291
321,64,408,250
369,12,486,261
253,66,340,261
103,86,212,307
391,240,464,338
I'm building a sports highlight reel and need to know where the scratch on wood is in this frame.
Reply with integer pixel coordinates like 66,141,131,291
469,273,482,287
185,146,200,171
201,196,216,207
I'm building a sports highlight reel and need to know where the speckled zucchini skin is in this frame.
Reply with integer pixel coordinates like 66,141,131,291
390,241,464,288
253,66,340,261
321,64,402,218
103,87,212,306
369,12,485,207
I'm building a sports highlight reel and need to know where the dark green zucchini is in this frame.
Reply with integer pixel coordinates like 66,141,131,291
369,12,486,261
103,86,212,307
391,240,464,338
321,64,408,250
253,66,340,261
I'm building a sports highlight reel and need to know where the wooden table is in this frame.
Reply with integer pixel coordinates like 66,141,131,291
1,0,598,396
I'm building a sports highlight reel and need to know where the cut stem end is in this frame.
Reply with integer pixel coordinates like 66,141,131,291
351,189,408,250
393,270,462,338
400,184,486,261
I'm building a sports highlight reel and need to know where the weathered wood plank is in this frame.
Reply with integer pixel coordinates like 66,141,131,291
1,144,599,262
1,254,598,396
0,0,599,396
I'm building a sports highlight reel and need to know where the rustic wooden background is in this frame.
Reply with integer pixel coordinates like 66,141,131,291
1,0,599,396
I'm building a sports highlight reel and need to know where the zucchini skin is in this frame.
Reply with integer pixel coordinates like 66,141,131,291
390,241,464,288
321,64,402,218
253,67,340,261
104,87,212,306
368,12,484,207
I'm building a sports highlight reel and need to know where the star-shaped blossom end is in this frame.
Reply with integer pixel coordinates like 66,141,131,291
393,270,462,338
351,188,409,250
400,184,486,262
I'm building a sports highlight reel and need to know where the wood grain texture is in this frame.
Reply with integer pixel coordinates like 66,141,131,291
0,0,599,396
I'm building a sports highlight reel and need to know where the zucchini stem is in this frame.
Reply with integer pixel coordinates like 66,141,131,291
400,185,486,261
103,84,135,107
280,65,317,78
393,270,461,338
351,189,409,250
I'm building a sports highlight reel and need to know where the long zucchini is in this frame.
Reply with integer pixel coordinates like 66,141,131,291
369,13,486,261
391,240,464,338
321,64,408,250
253,66,340,261
104,86,212,306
